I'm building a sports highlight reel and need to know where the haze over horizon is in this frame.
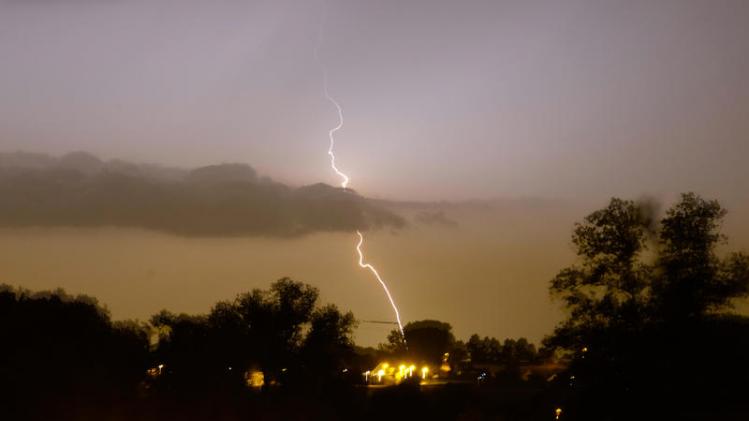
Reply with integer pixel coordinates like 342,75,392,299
1,150,747,347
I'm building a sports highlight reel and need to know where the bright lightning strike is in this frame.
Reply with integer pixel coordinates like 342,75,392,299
314,19,349,190
322,64,349,189
356,231,405,336
315,12,405,337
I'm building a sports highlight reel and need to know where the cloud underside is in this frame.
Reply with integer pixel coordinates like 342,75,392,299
0,152,405,237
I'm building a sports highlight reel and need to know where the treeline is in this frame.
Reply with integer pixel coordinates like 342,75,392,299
374,320,544,376
0,278,366,420
0,280,549,420
0,287,150,420
465,335,539,365
148,278,358,391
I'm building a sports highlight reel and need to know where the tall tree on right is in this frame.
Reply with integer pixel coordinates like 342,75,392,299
653,193,749,320
545,193,749,420
548,193,749,348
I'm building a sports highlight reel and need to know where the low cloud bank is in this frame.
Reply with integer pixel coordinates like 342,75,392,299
0,152,405,236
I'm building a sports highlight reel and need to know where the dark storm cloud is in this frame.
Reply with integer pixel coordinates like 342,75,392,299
0,152,405,236
413,210,458,228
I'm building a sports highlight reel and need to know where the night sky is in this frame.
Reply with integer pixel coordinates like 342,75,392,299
1,0,748,345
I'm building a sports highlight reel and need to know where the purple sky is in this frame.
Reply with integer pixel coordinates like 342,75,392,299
1,0,747,201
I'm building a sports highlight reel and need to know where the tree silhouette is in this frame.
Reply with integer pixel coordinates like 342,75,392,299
467,334,501,364
545,193,749,420
548,197,652,345
381,320,454,366
466,334,538,368
654,193,749,319
0,286,149,420
150,278,356,393
302,304,357,378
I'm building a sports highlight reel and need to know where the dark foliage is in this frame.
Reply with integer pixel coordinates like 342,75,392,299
150,278,357,393
381,320,456,365
545,193,749,420
466,335,539,366
0,285,149,420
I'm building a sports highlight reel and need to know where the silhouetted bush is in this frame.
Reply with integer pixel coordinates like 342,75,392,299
0,285,149,420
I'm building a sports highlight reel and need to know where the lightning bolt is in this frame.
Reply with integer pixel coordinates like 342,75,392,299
356,231,404,336
315,11,405,337
319,56,349,190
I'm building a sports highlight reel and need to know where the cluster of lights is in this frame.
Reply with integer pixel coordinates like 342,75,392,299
364,362,430,384
146,363,165,378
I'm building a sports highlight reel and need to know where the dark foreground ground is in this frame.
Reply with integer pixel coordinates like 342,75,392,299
9,380,749,421
9,382,548,421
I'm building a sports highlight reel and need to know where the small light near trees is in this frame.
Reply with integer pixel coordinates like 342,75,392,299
247,370,265,388
147,364,164,378
555,407,562,419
